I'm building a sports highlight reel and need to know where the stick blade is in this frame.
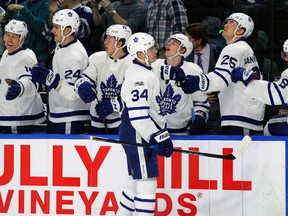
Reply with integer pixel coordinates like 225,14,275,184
231,135,252,159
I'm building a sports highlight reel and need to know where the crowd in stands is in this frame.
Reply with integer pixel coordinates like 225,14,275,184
0,0,288,136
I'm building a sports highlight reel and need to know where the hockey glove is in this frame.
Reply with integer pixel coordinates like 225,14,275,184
5,79,24,100
160,65,186,82
95,97,123,119
188,111,206,135
231,67,260,86
75,77,96,103
149,130,173,157
181,74,209,94
30,64,60,91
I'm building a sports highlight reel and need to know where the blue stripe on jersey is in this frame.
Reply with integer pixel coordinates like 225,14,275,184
90,115,121,124
272,82,285,105
123,191,134,202
135,208,154,214
19,74,31,79
134,197,155,202
128,106,150,111
268,82,275,105
130,116,150,121
213,71,229,87
222,115,263,125
120,202,135,212
50,110,90,118
0,112,45,121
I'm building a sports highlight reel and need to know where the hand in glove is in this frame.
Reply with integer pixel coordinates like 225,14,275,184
5,79,24,100
30,64,60,91
160,65,186,82
188,111,206,135
95,97,123,119
75,77,96,103
231,66,260,86
149,130,173,157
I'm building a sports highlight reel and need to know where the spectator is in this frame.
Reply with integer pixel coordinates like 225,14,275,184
0,6,5,56
90,0,147,52
0,19,45,133
231,39,288,136
75,24,132,134
117,32,173,215
146,0,188,58
30,9,90,134
91,0,147,33
185,23,222,134
7,0,50,66
165,13,265,135
153,33,209,135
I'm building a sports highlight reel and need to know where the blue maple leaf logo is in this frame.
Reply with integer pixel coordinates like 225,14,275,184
100,74,122,99
160,84,181,116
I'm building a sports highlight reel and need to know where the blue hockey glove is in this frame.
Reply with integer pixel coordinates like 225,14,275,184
181,74,209,94
149,130,173,157
231,67,260,86
95,97,123,119
75,77,96,103
160,65,186,82
5,79,24,100
188,111,206,135
30,64,60,91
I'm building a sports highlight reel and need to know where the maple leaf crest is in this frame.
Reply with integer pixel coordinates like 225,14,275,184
161,84,181,115
100,74,122,99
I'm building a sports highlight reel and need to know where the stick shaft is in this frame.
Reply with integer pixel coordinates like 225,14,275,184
88,136,246,160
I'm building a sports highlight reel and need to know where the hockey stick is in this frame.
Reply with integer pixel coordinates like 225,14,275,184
88,135,251,160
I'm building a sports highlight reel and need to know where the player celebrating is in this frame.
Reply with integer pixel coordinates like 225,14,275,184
0,19,45,133
31,9,90,134
153,33,209,135
75,24,132,134
116,32,173,215
231,39,288,136
162,13,265,135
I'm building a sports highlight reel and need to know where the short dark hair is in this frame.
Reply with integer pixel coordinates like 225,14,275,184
185,23,209,47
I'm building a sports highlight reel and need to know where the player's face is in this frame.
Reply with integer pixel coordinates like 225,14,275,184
222,19,238,41
147,45,158,64
185,33,202,51
165,38,181,58
4,32,22,53
52,24,63,43
104,35,116,55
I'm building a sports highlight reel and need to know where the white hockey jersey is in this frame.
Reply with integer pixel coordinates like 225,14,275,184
203,40,265,131
152,59,209,134
0,48,45,126
245,68,288,105
82,51,133,129
121,61,167,142
49,39,90,123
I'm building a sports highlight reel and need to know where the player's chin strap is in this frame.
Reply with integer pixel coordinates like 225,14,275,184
110,40,125,58
167,49,184,60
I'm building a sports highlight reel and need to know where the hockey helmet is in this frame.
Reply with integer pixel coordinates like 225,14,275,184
105,24,132,47
166,33,193,58
226,13,254,38
52,9,80,34
127,32,155,60
5,19,28,40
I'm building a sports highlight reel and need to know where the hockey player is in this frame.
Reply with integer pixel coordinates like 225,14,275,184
116,32,173,215
0,19,45,133
231,39,288,136
75,24,132,134
152,33,209,135
30,9,90,134
161,12,265,135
